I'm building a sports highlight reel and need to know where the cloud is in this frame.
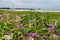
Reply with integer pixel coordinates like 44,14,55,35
0,0,26,8
0,0,60,10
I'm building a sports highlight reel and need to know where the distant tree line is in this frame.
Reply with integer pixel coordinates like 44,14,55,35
15,8,35,10
0,7,10,9
0,7,40,10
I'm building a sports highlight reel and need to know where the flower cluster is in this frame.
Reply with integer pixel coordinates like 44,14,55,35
16,23,24,29
49,24,54,32
28,32,39,38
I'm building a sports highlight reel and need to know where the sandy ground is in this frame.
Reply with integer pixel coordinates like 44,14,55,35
10,10,60,12
1,9,60,12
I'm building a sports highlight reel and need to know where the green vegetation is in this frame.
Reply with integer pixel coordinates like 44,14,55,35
0,10,60,40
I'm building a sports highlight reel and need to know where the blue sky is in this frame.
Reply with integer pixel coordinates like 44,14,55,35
0,0,60,10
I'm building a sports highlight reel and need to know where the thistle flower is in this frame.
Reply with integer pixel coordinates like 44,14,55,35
28,33,39,38
49,24,54,32
16,23,23,29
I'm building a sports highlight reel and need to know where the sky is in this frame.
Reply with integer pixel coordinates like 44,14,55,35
0,0,60,10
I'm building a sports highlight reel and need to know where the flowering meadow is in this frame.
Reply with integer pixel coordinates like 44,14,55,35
0,10,60,40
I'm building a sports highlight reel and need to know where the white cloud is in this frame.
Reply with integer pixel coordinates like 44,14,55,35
0,0,60,10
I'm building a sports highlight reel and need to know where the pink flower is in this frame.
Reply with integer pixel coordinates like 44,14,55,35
49,24,54,32
32,33,39,38
16,23,23,29
28,33,39,38
0,14,9,18
49,24,54,29
28,33,33,37
50,29,54,32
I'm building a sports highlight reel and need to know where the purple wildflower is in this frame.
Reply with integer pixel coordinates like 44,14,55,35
32,33,39,38
16,23,23,29
28,33,39,38
49,24,54,32
50,29,54,32
49,24,54,29
28,33,33,37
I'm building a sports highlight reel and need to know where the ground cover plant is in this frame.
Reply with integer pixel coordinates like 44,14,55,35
0,10,60,40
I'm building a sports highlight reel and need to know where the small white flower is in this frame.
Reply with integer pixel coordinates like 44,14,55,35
53,34,59,39
31,38,34,40
2,35,12,40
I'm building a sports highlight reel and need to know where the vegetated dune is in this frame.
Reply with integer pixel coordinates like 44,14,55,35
0,10,60,40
